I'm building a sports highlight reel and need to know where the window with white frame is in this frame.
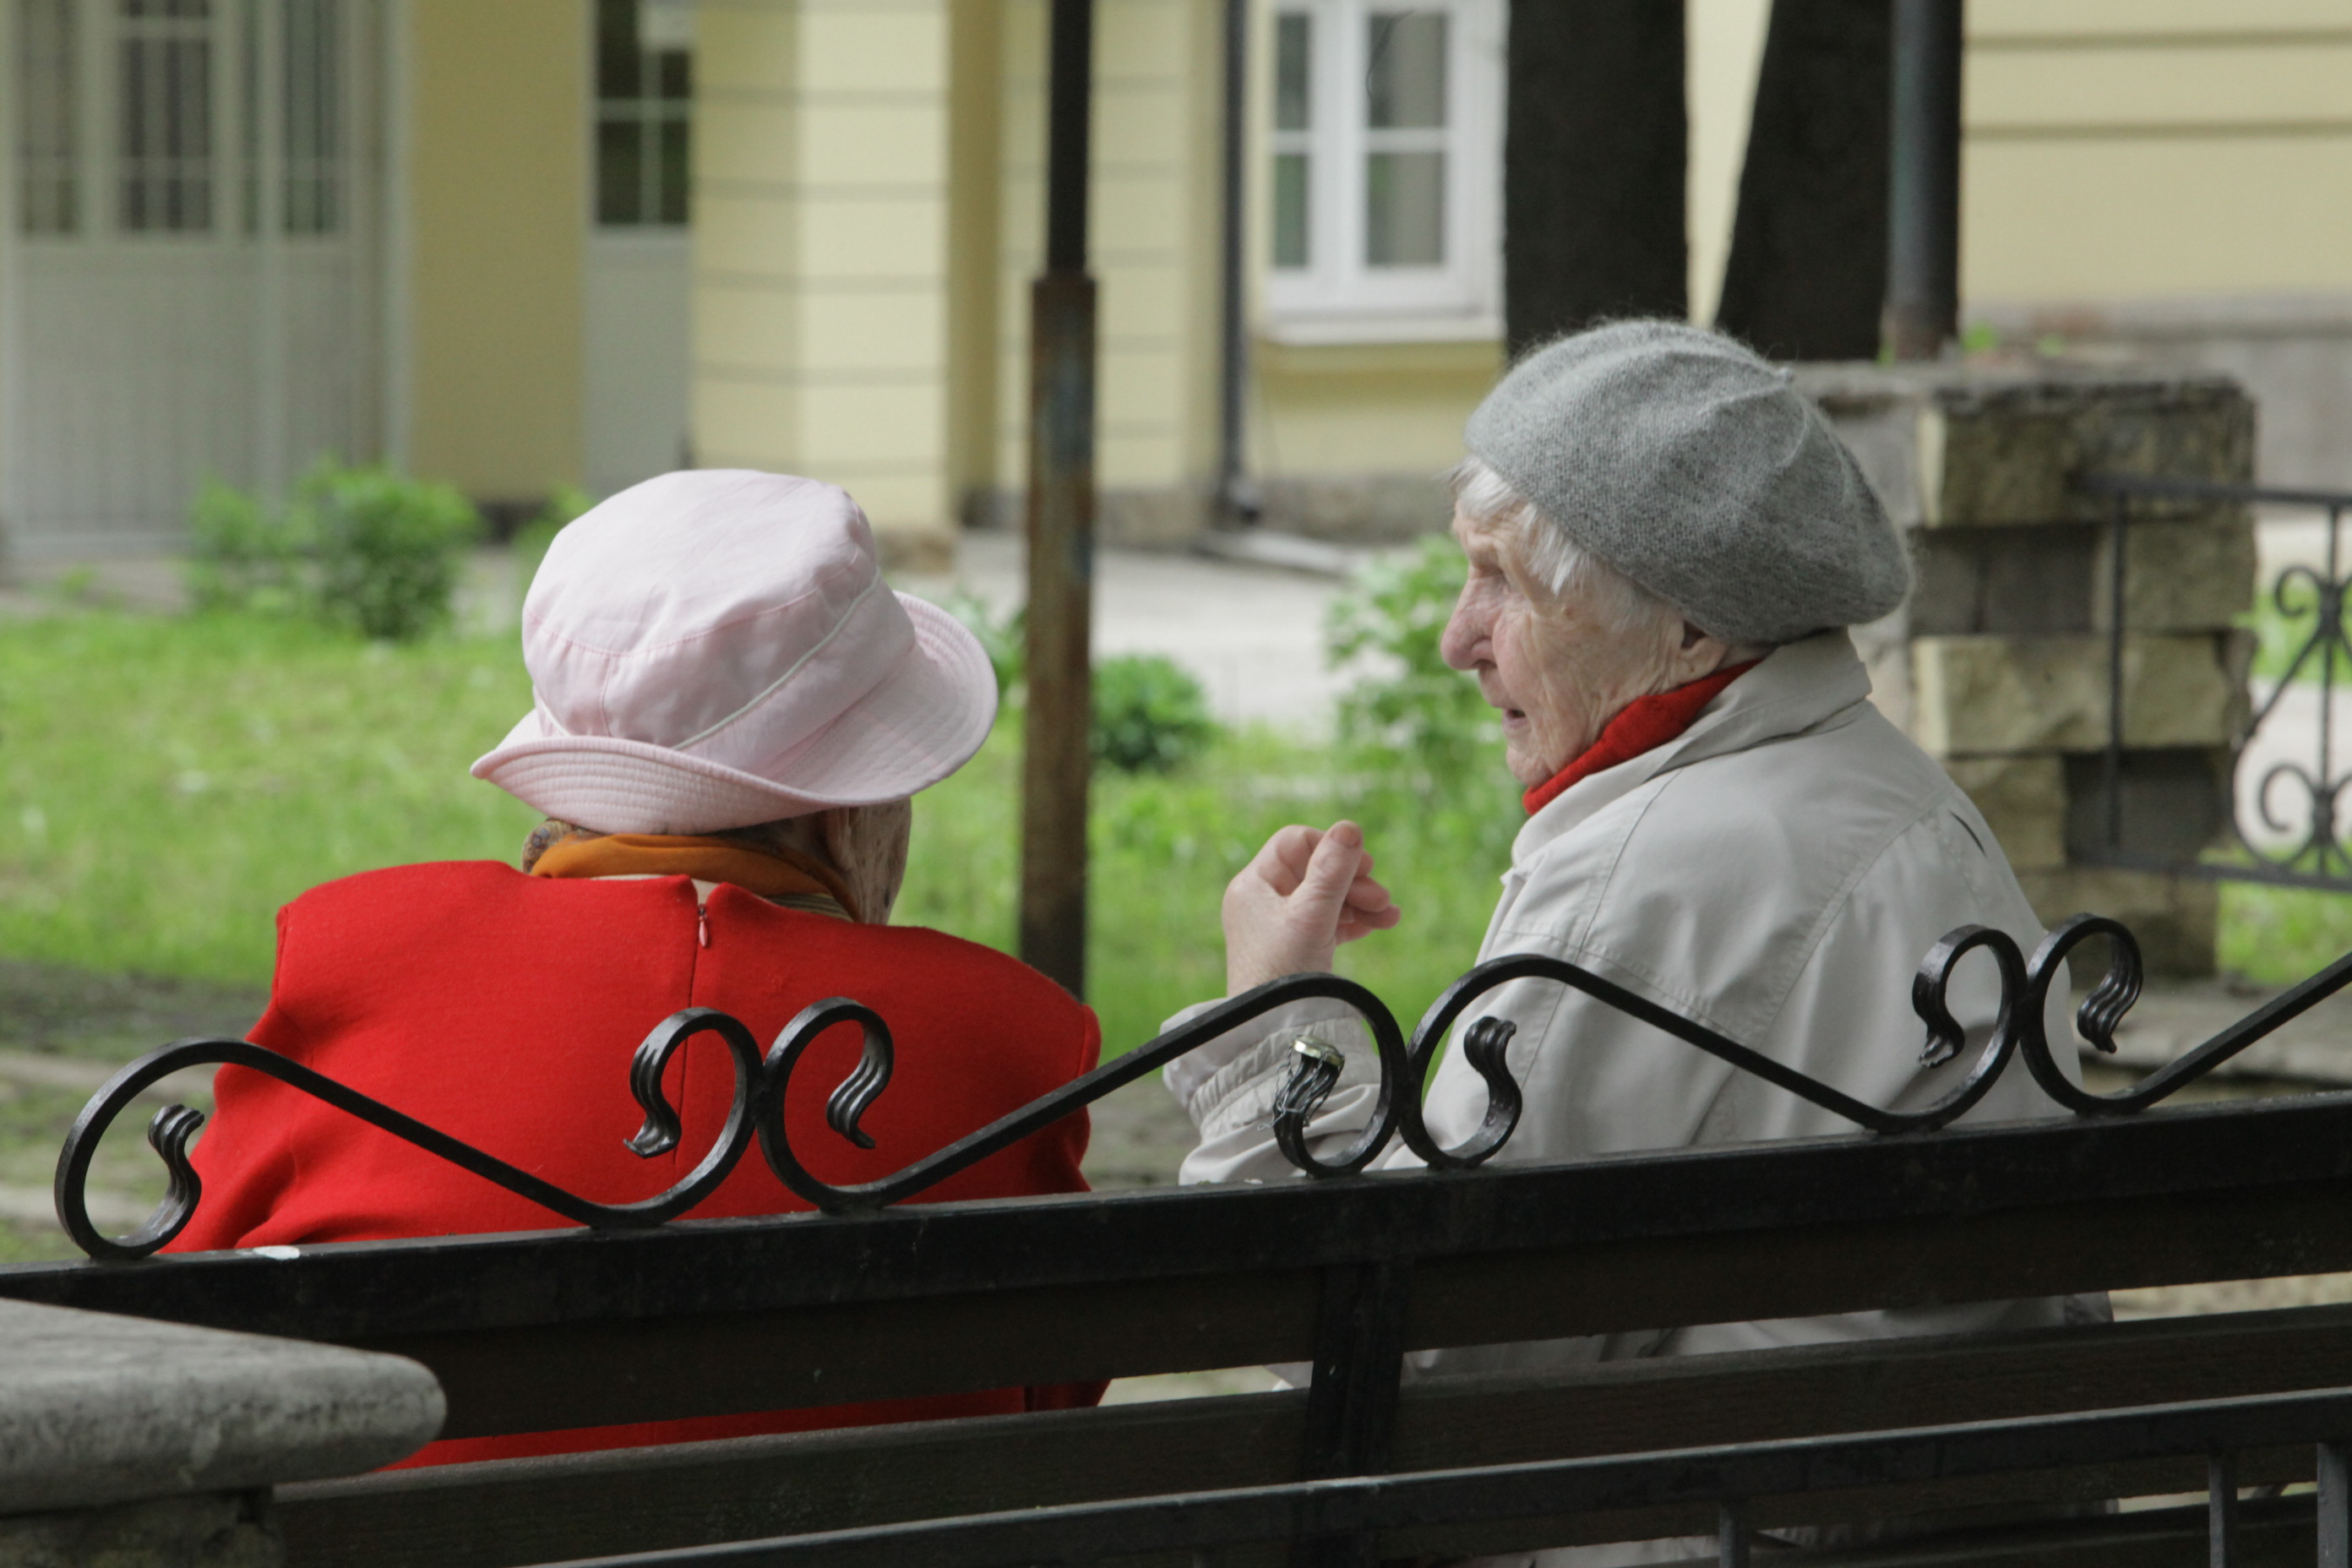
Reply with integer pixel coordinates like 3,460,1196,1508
1266,0,1503,340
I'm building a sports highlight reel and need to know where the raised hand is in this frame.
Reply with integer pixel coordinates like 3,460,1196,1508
1221,820,1402,995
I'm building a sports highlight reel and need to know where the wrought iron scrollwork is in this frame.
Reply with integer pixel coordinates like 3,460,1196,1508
54,1009,764,1262
2016,913,2352,1115
759,973,1412,1214
54,909,2352,1260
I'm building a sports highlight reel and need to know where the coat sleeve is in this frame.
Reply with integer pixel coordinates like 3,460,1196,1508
165,906,305,1254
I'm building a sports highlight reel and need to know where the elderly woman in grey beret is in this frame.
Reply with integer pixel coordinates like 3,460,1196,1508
1168,324,2095,1557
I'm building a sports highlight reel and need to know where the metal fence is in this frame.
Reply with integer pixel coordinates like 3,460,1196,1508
2081,471,2352,891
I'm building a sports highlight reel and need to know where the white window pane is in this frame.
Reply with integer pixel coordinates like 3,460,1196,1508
17,0,79,234
1365,150,1443,266
1275,12,1311,131
1365,12,1446,131
1273,151,1309,268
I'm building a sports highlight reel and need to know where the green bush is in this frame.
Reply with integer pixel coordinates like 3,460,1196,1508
1327,536,1500,787
1092,654,1217,774
183,461,481,642
185,479,306,618
945,591,1026,699
301,464,481,640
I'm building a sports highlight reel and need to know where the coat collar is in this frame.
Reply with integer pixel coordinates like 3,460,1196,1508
1509,629,1876,868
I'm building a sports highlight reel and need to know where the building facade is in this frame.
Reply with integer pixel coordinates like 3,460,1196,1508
2,0,2347,563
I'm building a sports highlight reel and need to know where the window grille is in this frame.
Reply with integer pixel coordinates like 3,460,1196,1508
596,0,690,227
118,0,215,233
16,0,79,234
280,0,338,232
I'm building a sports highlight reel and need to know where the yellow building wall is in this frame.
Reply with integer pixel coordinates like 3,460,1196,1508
991,0,1225,523
694,0,955,564
402,0,586,500
1963,2,2352,304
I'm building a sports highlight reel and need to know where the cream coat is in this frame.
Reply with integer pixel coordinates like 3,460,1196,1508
1163,631,2099,1566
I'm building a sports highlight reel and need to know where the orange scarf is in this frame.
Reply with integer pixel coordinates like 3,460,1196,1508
530,834,861,920
1522,661,1760,816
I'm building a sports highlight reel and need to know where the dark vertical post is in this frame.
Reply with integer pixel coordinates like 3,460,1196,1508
1502,2,1686,352
1718,1502,1752,1568
1713,0,1892,359
2206,1451,2239,1568
1215,0,1253,525
1291,1260,1413,1568
1883,0,1963,360
2320,1441,2352,1568
1021,0,1097,996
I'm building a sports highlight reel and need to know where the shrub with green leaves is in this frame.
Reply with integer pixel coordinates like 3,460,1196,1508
946,591,1028,700
182,461,481,642
185,480,306,617
300,464,481,640
1092,654,1217,774
1327,536,1499,786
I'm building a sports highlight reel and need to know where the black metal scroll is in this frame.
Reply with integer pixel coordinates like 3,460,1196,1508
53,1009,765,1262
53,912,2352,1260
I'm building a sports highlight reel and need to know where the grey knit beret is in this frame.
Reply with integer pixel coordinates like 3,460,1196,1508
1462,320,1908,645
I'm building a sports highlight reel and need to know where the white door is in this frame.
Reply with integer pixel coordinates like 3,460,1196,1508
3,0,384,557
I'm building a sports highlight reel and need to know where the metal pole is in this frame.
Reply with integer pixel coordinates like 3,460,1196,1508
1882,0,1962,360
1020,0,1097,996
1215,0,1254,525
2322,1441,2352,1568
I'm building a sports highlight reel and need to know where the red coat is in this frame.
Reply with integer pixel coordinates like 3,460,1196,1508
171,861,1102,1463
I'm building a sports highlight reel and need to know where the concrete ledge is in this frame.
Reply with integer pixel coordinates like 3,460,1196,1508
0,1300,443,1516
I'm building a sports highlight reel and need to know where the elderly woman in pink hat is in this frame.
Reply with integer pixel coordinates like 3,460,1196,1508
172,470,1103,1462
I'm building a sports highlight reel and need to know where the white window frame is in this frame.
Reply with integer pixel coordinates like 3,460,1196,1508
1262,0,1504,345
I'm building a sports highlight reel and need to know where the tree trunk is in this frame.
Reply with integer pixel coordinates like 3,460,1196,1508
1712,0,1892,361
1503,1,1686,356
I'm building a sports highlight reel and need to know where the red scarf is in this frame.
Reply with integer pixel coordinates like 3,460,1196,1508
1522,662,1760,815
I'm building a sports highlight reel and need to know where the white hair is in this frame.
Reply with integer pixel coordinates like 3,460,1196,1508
1448,457,1685,643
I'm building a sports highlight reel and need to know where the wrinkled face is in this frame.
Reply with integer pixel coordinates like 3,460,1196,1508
1437,509,1676,787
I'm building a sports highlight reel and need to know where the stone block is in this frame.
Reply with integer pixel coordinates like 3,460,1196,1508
1941,754,2067,871
0,1493,277,1568
2062,749,2233,865
2094,517,2261,634
1913,633,2243,755
0,1301,443,1516
1794,362,2255,531
2014,865,2218,977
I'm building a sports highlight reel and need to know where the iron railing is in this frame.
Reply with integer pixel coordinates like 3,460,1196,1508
2081,471,2352,890
51,910,2352,1261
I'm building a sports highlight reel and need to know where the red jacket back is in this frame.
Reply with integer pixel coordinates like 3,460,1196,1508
171,861,1102,1461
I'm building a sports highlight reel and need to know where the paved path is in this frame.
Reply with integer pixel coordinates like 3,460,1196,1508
896,529,1364,733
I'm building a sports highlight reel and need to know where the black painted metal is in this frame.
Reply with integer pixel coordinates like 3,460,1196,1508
1883,0,1961,360
24,1081,2352,1347
1293,1260,1413,1568
2082,471,2352,891
54,908,2352,1260
2322,1442,2352,1568
51,1009,765,1261
509,1388,2352,1567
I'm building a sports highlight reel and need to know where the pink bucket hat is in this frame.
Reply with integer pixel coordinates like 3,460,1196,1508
471,470,996,833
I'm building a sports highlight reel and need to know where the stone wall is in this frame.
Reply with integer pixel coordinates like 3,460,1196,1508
1797,362,2257,976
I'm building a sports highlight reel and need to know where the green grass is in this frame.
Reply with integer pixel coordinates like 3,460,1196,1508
0,609,1519,1059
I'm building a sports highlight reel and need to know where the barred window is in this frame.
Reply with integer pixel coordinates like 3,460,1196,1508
596,0,690,227
118,0,215,233
17,0,79,235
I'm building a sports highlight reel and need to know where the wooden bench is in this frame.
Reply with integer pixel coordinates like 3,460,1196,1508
10,928,2352,1566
